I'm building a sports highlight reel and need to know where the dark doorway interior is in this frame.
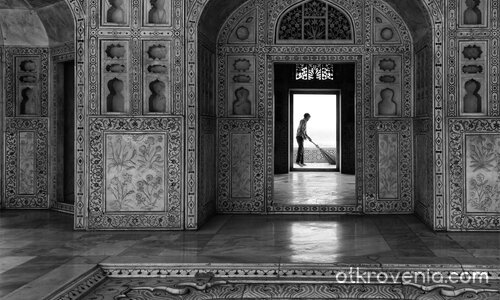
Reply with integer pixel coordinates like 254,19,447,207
55,60,75,204
274,63,355,174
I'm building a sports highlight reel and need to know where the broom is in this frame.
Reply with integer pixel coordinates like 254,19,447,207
309,139,336,165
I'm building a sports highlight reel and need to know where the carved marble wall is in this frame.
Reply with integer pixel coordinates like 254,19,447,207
3,48,50,208
445,0,500,230
2,0,498,231
81,0,184,230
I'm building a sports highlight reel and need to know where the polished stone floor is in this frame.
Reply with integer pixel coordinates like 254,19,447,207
274,172,356,205
1,210,500,299
291,162,336,169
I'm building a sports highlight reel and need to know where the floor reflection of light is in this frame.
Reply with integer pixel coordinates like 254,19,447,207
287,221,390,263
288,222,343,262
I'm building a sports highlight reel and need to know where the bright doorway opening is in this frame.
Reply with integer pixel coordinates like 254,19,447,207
291,92,339,171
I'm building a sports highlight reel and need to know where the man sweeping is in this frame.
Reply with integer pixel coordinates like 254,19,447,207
296,113,311,167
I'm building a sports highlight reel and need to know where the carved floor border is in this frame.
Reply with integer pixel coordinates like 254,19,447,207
48,263,500,300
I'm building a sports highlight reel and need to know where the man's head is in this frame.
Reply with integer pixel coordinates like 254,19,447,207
304,113,311,121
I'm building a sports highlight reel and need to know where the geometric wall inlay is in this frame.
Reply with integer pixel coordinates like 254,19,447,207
88,117,183,229
449,119,500,230
5,119,49,209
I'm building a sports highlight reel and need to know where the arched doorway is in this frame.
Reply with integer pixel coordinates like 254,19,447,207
189,0,440,227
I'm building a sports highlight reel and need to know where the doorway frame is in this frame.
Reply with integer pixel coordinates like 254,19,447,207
289,89,341,172
267,56,363,214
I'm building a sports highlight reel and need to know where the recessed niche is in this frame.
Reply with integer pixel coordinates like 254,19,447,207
147,45,167,60
105,64,126,73
227,56,256,117
106,78,126,113
377,88,397,116
461,0,486,27
373,56,402,117
20,60,36,72
105,44,126,59
148,79,167,113
463,79,482,113
20,87,37,115
144,0,172,26
459,41,487,115
232,87,252,115
143,41,171,114
105,0,127,24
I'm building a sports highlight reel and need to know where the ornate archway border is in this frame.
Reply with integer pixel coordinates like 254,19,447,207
187,0,444,226
63,0,88,230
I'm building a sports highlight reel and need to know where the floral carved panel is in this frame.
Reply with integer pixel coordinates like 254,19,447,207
5,119,49,208
449,119,500,230
105,134,166,212
18,131,36,195
364,120,412,213
378,133,399,199
231,134,253,198
465,135,500,213
217,119,265,213
89,117,183,229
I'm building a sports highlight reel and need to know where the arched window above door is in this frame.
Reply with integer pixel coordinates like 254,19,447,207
277,0,353,43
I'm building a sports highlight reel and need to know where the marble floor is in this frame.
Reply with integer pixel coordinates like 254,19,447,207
1,210,500,299
274,171,356,205
291,162,336,170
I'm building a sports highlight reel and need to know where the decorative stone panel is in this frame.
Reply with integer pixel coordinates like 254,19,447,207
227,56,256,117
143,0,172,27
217,119,265,213
448,119,500,231
364,120,413,213
88,117,183,229
459,41,488,115
5,119,49,208
4,48,49,117
143,41,172,114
